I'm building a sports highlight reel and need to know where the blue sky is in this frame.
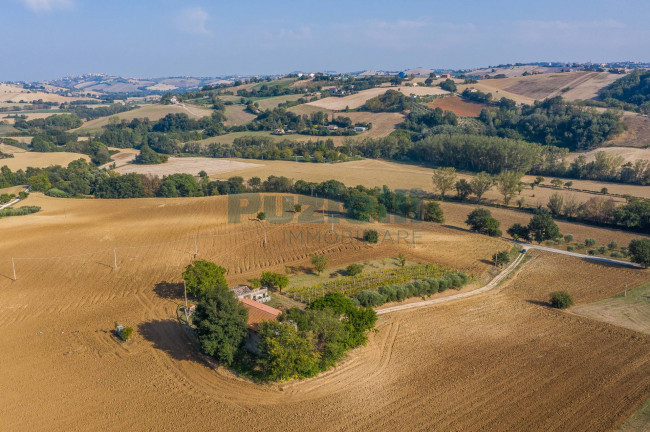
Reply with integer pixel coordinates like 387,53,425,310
3,0,649,81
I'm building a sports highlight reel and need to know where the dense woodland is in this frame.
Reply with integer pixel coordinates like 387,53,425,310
599,69,650,113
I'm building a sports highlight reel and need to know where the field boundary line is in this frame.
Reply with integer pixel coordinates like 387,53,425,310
376,252,526,315
513,241,642,268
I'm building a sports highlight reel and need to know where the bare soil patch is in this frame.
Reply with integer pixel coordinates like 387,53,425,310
428,96,487,117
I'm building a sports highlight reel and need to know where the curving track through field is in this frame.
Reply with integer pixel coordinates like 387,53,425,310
0,195,648,431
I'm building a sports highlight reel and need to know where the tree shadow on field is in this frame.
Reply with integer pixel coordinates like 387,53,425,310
138,319,199,363
442,224,472,233
153,281,184,301
526,299,551,308
285,265,311,274
480,259,495,266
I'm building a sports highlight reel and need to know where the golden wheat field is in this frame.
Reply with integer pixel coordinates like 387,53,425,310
471,71,620,102
606,112,650,148
566,146,650,165
0,84,88,103
77,104,214,131
213,157,650,203
115,157,262,177
0,150,89,170
0,193,648,431
308,86,449,110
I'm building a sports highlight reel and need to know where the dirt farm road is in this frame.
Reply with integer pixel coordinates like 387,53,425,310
377,252,527,315
516,241,642,268
377,241,641,315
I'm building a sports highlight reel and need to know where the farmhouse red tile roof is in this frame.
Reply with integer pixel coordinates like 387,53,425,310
238,298,281,330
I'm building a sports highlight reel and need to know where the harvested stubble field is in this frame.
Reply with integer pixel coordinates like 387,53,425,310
100,147,138,169
289,104,405,138
566,146,650,165
115,157,261,177
308,86,449,110
197,130,349,146
254,94,305,110
0,194,648,431
473,71,620,102
223,104,256,126
77,103,213,131
606,112,650,148
0,83,88,104
0,149,89,170
220,157,648,212
1,111,64,123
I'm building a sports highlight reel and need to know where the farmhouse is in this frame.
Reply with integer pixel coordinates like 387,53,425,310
231,285,271,303
239,298,281,353
440,73,451,78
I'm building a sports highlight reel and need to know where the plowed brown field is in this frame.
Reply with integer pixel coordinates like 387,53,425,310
1,194,648,431
427,96,487,117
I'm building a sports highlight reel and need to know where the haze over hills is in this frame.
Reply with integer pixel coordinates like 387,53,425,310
4,61,648,97
2,2,650,430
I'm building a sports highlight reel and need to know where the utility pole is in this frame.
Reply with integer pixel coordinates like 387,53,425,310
11,258,16,281
113,248,118,270
624,282,628,297
263,224,267,247
183,280,189,324
194,234,198,258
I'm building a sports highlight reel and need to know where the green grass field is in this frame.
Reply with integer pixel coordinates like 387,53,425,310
572,281,650,335
251,77,296,91
617,397,650,432
285,257,419,290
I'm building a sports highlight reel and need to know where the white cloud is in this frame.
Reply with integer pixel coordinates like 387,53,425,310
176,7,211,36
20,0,73,12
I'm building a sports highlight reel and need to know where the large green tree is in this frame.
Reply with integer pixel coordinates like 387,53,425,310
527,210,561,243
465,208,501,237
183,260,228,298
470,172,493,202
494,171,524,205
628,238,650,268
432,167,457,198
194,286,249,366
257,321,320,381
423,201,444,223
260,271,289,293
